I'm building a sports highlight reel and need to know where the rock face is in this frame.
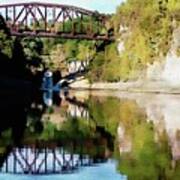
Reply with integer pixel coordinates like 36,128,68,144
162,28,180,85
70,28,180,93
162,52,180,85
147,28,180,87
147,61,164,81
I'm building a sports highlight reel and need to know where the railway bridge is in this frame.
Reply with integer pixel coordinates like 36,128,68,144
0,2,114,41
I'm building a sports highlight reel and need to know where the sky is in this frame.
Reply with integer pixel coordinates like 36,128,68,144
0,0,125,13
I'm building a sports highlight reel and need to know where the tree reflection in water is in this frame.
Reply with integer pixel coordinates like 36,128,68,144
0,90,179,179
83,95,180,179
0,90,114,175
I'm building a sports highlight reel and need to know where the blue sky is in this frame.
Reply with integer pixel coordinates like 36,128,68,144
0,0,125,13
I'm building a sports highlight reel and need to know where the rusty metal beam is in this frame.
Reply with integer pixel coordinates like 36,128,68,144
0,2,97,16
0,2,114,41
10,31,113,41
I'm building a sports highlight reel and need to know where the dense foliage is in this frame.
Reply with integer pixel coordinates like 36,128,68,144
0,15,44,80
42,39,96,73
88,0,180,82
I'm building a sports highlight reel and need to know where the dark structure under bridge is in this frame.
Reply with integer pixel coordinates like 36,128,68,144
0,2,114,41
0,145,107,175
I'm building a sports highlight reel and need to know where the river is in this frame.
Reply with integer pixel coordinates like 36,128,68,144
0,89,179,180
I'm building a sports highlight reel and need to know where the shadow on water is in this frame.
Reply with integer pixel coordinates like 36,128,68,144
0,88,42,167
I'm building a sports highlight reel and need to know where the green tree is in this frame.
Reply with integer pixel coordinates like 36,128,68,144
49,44,67,72
21,37,44,72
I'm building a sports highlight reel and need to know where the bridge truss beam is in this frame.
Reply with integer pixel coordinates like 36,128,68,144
0,2,114,41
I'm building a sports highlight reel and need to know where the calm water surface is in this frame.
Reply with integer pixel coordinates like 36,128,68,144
0,90,179,180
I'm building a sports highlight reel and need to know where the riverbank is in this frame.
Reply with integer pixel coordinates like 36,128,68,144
69,79,180,94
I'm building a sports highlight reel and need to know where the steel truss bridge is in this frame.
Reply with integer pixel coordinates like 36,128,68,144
0,2,114,41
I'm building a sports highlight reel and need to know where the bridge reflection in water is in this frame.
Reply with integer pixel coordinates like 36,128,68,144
0,91,110,176
0,88,111,176
1,144,106,175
